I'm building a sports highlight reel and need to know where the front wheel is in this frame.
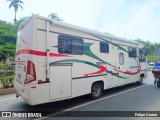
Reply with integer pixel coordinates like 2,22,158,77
91,82,103,99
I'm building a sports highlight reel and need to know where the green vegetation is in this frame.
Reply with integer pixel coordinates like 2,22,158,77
48,12,64,21
0,20,16,63
135,39,160,62
0,63,14,88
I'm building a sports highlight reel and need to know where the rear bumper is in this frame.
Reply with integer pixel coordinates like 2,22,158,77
14,81,37,105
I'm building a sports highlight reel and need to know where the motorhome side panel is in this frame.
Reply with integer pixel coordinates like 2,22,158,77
46,22,138,98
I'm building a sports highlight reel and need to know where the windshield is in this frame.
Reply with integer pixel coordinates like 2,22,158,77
155,62,160,66
149,64,155,66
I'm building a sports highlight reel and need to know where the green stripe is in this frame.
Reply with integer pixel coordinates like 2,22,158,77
84,43,119,68
50,59,127,79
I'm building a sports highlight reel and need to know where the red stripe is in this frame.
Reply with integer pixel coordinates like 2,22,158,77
49,53,70,57
16,49,46,56
113,64,141,75
16,49,70,57
85,64,107,76
31,86,36,89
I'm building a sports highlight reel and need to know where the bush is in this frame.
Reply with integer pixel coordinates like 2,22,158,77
0,70,14,76
7,70,14,76
0,62,14,88
0,76,14,88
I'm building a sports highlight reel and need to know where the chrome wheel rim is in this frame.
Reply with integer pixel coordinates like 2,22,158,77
93,85,101,97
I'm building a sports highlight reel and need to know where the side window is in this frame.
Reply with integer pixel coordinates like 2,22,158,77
119,52,124,65
58,35,72,54
58,34,83,55
128,47,137,58
139,49,146,62
100,42,109,53
72,38,83,54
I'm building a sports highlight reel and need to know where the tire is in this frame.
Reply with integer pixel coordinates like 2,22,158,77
157,80,160,88
91,82,103,99
136,76,143,85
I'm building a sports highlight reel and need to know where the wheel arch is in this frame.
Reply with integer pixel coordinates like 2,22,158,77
91,80,104,91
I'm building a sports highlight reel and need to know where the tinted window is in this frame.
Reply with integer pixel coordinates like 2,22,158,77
128,47,137,58
100,42,109,53
155,62,160,66
72,37,83,54
58,35,83,55
139,49,146,62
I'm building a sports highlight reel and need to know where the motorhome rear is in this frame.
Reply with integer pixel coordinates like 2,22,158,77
14,14,148,105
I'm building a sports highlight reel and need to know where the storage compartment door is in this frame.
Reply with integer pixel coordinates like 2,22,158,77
49,65,72,100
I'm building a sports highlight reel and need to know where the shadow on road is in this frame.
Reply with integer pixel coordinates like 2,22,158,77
6,83,147,117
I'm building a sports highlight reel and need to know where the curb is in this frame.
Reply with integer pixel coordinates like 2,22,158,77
0,87,16,95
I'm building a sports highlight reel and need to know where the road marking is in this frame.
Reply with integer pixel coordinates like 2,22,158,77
36,84,149,120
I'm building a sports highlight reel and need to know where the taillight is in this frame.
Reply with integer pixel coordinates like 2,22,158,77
24,61,36,84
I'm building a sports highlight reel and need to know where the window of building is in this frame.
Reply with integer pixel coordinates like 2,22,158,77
128,47,137,58
119,52,124,65
100,42,109,53
58,34,83,55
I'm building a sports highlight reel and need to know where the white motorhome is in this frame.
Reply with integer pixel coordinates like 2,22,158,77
14,14,148,105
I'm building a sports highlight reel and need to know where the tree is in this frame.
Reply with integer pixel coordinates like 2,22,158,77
0,20,16,63
0,43,16,63
7,0,24,23
48,12,63,21
147,54,156,63
0,20,16,45
135,38,160,62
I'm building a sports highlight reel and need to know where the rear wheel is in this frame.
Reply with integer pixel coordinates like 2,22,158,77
157,80,160,88
91,82,103,99
136,76,143,85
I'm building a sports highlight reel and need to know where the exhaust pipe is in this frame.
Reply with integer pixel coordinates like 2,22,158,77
16,93,20,98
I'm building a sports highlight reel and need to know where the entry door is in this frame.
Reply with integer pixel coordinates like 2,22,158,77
118,51,128,85
129,59,139,83
109,46,119,87
49,65,72,100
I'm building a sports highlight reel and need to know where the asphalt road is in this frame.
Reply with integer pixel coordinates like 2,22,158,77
0,72,160,120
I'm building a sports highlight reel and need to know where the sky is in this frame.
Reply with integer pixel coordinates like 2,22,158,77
0,0,160,43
